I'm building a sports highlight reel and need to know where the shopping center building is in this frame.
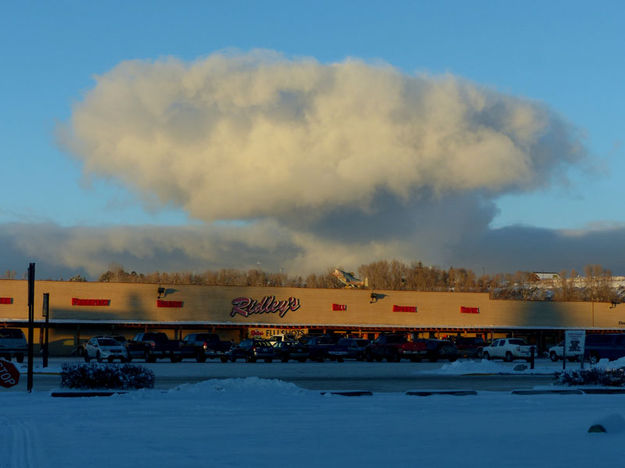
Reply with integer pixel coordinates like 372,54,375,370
0,279,624,355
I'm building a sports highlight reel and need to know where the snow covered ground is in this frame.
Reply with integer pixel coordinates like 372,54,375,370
2,359,625,467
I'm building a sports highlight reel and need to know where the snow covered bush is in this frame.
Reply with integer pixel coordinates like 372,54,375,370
555,367,625,387
61,362,155,389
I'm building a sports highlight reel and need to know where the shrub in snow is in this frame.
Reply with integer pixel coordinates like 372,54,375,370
61,362,155,390
555,367,625,387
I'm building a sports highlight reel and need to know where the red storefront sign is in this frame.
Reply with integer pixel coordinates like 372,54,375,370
460,306,480,314
332,304,347,311
0,297,12,305
157,300,184,308
0,359,19,388
72,298,110,306
393,305,417,313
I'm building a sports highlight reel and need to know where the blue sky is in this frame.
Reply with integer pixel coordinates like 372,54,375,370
1,1,624,278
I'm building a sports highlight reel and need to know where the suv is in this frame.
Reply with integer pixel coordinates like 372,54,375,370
0,328,27,362
328,338,370,362
84,336,129,363
365,334,407,362
227,339,277,363
584,334,625,364
300,335,339,362
452,336,486,359
482,338,534,362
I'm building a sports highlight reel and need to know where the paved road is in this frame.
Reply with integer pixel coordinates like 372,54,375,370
7,357,565,393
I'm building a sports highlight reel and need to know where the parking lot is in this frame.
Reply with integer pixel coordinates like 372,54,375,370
11,356,571,393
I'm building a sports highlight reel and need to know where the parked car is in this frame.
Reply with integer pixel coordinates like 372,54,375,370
179,333,232,362
328,338,369,361
481,338,534,362
273,340,310,362
424,339,459,362
300,335,340,362
83,336,129,363
227,339,277,363
365,334,407,362
451,336,486,359
584,334,625,364
0,328,27,362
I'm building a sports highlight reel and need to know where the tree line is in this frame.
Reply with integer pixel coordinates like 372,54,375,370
85,261,624,303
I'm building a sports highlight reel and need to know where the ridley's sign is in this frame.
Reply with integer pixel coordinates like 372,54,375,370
231,296,301,318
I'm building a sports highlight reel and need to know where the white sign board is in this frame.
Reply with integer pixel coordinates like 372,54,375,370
565,330,586,357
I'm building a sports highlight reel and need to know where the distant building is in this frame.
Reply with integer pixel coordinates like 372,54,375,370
532,272,560,282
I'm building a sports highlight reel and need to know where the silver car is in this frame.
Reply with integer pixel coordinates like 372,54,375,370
84,336,129,363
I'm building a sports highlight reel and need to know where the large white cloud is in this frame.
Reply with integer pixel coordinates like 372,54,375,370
59,50,584,222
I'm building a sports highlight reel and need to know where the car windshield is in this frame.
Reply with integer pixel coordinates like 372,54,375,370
0,329,24,338
98,338,119,346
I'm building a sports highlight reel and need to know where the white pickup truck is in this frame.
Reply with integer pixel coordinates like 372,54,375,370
482,338,534,362
548,341,582,362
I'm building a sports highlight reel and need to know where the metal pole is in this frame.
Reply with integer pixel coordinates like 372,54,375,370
27,263,35,392
42,293,49,368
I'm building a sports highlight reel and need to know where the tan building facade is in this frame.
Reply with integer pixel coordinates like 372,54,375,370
1,279,624,355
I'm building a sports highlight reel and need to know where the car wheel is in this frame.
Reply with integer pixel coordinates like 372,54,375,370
281,357,289,363
483,352,490,360
504,352,513,362
550,352,558,362
220,356,228,363
96,352,102,363
298,358,307,363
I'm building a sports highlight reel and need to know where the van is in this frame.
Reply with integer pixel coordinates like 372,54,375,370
584,334,625,364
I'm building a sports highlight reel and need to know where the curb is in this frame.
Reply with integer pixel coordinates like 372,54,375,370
51,391,128,398
579,388,625,394
511,389,584,395
406,390,478,396
320,390,373,397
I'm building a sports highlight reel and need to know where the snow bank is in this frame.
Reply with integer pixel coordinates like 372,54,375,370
169,376,309,396
431,359,555,375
